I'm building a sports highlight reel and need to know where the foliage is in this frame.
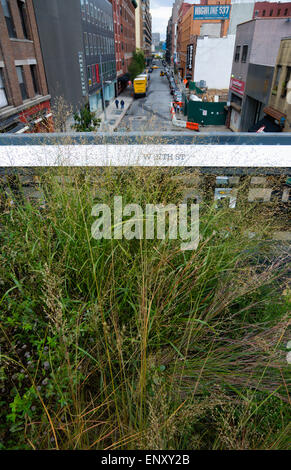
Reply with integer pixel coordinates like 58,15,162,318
128,49,146,81
0,167,290,450
71,104,101,132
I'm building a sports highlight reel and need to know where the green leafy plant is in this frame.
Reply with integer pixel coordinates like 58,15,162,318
71,104,101,132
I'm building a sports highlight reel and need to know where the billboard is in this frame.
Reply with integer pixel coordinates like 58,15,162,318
193,5,231,20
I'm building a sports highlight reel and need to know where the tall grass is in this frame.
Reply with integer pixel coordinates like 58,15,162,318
0,167,290,450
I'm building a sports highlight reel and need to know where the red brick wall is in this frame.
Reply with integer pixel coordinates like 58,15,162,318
112,0,136,93
253,2,291,18
0,0,48,109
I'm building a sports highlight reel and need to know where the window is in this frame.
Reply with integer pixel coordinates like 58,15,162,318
87,65,92,87
93,34,97,55
254,9,259,17
17,0,29,38
272,65,282,94
84,32,89,56
270,9,273,16
1,0,16,37
30,65,39,95
85,0,90,22
91,64,96,85
16,66,28,100
262,9,266,16
0,69,8,108
284,8,288,16
88,33,93,55
234,45,240,62
281,66,290,97
241,45,248,63
80,0,85,20
277,9,281,16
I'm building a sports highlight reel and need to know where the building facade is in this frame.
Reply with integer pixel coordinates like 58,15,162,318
135,0,152,59
33,0,117,119
253,1,291,18
0,0,51,133
265,37,291,132
228,18,291,131
152,32,160,48
177,1,231,80
166,16,173,63
80,0,117,112
112,0,137,95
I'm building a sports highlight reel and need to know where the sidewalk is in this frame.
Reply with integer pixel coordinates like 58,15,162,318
98,87,133,132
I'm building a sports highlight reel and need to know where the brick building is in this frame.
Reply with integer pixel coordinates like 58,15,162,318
253,1,291,18
0,0,51,133
112,0,137,95
177,1,231,79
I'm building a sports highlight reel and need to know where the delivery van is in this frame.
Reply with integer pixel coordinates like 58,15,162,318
133,75,147,98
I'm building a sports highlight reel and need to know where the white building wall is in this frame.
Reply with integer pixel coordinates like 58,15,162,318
194,35,236,89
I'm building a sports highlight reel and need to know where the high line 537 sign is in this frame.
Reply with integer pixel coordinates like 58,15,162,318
193,5,231,20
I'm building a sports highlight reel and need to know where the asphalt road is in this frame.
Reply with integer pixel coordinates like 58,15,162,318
118,67,173,132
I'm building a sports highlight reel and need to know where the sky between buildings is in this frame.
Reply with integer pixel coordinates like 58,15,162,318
150,0,291,41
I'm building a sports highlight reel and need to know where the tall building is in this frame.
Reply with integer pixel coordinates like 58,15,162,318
166,16,173,63
0,0,51,133
33,0,117,117
135,0,152,59
112,0,137,95
152,32,160,48
177,1,232,79
228,17,291,131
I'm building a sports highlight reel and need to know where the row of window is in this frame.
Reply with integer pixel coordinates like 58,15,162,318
255,7,289,17
87,61,116,87
0,64,39,109
1,0,30,39
80,0,114,32
234,45,248,63
84,32,115,56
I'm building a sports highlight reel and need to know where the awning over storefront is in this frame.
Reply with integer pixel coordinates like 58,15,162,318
118,73,130,83
248,115,282,133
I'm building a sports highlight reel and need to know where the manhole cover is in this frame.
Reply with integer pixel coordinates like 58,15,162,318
109,120,116,125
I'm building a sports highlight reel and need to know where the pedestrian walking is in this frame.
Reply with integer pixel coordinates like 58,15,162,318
120,99,125,110
115,99,119,109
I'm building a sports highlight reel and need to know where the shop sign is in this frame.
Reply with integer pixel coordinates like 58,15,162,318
230,77,245,96
187,44,194,71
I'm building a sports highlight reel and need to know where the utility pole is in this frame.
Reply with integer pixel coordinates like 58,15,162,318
99,53,107,127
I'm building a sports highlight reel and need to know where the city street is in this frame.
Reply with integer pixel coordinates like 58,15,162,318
118,68,173,132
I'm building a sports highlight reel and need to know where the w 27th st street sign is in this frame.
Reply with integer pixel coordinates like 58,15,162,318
193,5,231,20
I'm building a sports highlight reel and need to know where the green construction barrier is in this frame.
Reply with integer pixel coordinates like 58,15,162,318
188,82,204,94
187,101,227,125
